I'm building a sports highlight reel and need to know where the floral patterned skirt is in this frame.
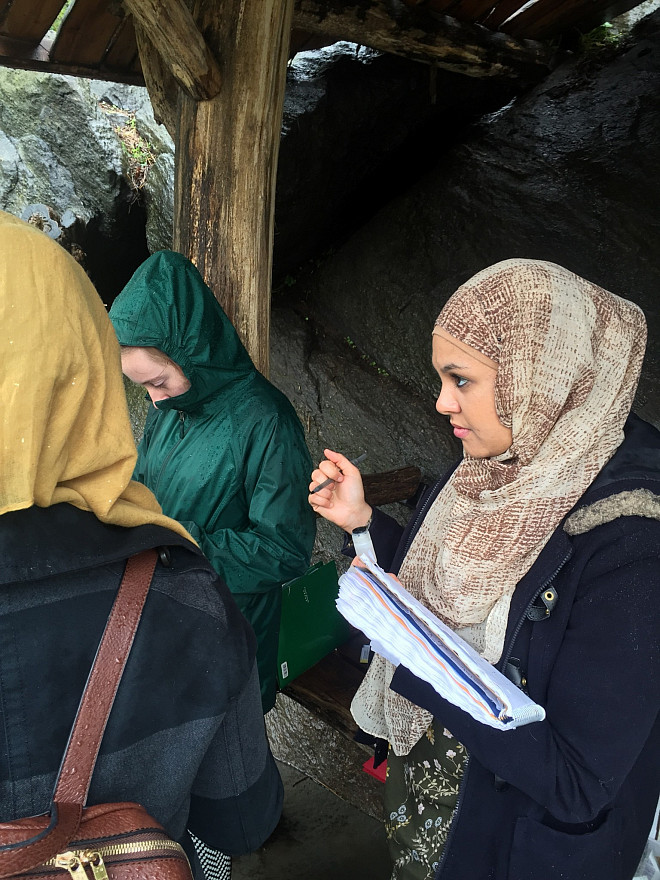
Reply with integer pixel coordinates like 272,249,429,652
384,723,467,880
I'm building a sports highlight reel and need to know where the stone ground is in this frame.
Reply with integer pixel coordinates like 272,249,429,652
233,761,391,880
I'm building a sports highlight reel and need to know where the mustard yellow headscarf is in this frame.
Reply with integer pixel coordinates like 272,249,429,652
0,210,192,539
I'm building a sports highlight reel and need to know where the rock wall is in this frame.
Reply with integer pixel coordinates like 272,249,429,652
292,13,660,435
0,72,156,304
265,693,384,819
275,44,517,277
269,305,460,563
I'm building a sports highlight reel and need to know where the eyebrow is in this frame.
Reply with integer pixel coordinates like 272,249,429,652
435,362,472,373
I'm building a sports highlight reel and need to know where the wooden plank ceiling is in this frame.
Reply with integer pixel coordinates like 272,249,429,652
0,0,142,83
0,0,648,85
401,0,646,37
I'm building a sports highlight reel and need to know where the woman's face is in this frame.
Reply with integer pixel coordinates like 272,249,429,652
120,347,191,405
432,334,512,459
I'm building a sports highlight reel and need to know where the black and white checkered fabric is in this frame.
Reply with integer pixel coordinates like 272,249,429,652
190,832,232,880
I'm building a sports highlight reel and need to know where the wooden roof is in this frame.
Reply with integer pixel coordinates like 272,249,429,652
0,0,648,87
399,0,646,39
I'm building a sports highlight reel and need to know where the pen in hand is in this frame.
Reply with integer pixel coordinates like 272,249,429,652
310,452,367,494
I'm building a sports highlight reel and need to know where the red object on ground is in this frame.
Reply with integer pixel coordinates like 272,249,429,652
362,756,387,783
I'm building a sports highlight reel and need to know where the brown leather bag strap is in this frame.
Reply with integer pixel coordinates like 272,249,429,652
0,549,159,876
53,549,158,806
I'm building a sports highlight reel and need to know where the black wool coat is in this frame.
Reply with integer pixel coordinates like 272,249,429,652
0,504,283,865
364,414,660,880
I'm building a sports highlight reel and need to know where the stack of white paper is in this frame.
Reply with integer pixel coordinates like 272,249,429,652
337,558,546,730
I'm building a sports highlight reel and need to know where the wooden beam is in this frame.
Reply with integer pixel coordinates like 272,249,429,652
134,21,178,137
104,15,141,74
362,466,422,507
504,0,579,38
292,0,552,81
449,0,505,22
122,0,221,101
174,0,295,376
505,0,646,39
481,0,525,30
282,650,364,740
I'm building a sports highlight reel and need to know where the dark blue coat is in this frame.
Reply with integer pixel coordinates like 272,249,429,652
0,504,283,866
368,415,660,880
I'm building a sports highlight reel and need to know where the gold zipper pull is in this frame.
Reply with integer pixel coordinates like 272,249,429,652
83,851,109,880
54,852,89,880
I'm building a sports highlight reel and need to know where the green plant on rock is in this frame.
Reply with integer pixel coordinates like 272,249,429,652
113,113,156,191
122,375,149,444
343,336,389,376
580,22,621,55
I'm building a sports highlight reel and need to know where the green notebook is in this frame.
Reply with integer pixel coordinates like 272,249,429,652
277,560,352,688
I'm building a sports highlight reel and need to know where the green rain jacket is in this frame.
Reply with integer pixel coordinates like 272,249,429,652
110,251,315,712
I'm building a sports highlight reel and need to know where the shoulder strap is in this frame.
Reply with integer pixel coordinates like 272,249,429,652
0,549,158,876
54,549,158,805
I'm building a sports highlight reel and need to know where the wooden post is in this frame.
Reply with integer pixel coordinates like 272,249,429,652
174,0,294,376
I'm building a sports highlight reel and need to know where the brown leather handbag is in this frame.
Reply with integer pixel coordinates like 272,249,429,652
0,550,194,880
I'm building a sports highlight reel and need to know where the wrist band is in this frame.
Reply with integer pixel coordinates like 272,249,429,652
355,512,373,532
352,514,375,562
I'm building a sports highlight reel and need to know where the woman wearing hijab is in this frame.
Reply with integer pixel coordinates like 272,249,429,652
109,251,315,714
309,259,660,880
0,212,283,874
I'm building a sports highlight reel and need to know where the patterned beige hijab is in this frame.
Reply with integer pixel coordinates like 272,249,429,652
351,259,647,755
0,210,192,539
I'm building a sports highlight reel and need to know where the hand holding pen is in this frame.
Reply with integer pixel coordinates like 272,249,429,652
308,449,373,533
310,451,367,493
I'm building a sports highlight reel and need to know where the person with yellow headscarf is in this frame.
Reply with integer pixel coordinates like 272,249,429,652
0,211,283,872
310,260,660,880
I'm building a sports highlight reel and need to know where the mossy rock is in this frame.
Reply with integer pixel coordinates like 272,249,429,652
122,375,149,443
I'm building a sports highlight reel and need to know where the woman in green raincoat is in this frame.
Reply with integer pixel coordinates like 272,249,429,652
110,250,316,712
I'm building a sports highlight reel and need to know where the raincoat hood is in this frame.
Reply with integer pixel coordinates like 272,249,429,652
0,210,191,540
109,251,255,413
111,252,315,712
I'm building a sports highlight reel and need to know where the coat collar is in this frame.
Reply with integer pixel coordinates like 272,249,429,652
0,503,201,586
564,414,660,534
570,414,660,507
504,415,660,651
